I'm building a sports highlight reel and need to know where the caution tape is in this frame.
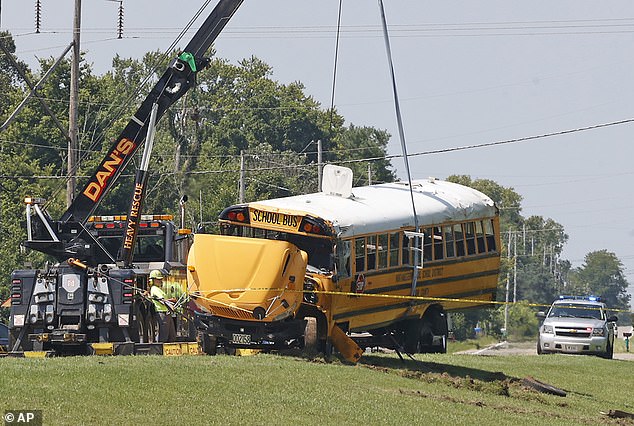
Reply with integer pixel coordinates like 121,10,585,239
188,287,631,313
65,258,630,314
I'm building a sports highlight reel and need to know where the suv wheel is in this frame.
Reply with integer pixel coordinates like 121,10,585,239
601,340,614,359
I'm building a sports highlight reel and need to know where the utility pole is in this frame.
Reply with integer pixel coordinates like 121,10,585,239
367,163,372,185
513,232,517,303
504,229,511,338
317,139,323,192
67,0,81,208
239,150,245,203
504,230,510,335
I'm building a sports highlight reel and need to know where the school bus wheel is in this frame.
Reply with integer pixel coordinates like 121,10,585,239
302,317,318,356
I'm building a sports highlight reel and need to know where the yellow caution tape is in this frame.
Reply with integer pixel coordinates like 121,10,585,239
188,288,630,313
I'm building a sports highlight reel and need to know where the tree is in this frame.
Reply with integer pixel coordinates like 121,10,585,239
0,31,28,118
568,250,630,311
446,175,524,229
331,124,395,187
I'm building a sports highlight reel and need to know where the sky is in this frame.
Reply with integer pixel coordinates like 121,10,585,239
1,1,633,306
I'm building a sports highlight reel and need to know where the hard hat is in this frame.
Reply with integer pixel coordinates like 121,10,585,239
149,270,164,280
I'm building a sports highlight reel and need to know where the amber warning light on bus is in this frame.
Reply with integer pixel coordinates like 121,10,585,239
299,216,331,236
220,206,250,224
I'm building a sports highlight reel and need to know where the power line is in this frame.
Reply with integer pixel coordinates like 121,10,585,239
3,116,634,177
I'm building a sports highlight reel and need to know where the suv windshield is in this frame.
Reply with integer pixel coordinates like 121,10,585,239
548,303,604,320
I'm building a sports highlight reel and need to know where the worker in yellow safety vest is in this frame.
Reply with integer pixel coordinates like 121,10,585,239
149,270,176,342
164,278,186,332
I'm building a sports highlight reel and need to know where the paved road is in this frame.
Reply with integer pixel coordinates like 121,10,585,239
456,340,634,360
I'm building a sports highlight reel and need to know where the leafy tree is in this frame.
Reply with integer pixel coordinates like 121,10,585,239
568,250,630,311
0,32,60,314
446,175,524,229
331,124,395,187
0,31,28,118
489,302,539,340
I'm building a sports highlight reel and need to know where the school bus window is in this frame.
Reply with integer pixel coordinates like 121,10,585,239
444,225,455,258
485,219,496,252
307,238,333,270
475,221,486,253
248,227,268,239
220,224,237,236
465,222,477,255
423,228,433,262
389,232,399,267
354,237,365,272
377,234,388,269
454,223,466,257
401,231,410,265
366,235,377,270
433,226,444,260
336,240,351,279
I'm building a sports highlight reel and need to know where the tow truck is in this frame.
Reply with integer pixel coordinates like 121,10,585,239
7,0,244,356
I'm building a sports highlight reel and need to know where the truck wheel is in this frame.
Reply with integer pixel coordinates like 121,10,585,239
132,305,148,343
199,332,217,356
9,328,32,352
302,317,318,356
146,311,158,343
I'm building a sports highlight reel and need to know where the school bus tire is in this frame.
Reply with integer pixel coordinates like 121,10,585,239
403,319,422,354
302,317,318,356
419,305,448,353
324,339,334,363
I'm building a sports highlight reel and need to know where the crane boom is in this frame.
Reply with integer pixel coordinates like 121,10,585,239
24,0,244,263
61,0,243,224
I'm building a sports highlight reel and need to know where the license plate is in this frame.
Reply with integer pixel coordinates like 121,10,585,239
232,333,251,344
565,345,579,352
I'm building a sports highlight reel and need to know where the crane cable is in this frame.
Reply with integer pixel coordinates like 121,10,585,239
328,0,344,135
378,0,421,297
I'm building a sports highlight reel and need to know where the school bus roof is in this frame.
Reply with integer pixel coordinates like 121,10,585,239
251,178,497,238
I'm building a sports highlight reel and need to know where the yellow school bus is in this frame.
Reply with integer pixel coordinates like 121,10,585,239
187,166,500,361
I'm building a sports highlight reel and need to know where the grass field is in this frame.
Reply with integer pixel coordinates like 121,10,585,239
1,348,632,425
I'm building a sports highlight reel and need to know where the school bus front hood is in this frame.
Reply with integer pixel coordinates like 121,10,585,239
187,234,308,322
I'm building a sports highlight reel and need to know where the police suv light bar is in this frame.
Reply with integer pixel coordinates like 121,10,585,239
558,295,601,302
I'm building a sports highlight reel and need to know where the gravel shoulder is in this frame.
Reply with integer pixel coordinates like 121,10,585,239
455,340,634,360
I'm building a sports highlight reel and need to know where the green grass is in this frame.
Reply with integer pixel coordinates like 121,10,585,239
0,351,632,425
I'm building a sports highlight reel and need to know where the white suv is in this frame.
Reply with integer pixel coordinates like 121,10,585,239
537,296,617,359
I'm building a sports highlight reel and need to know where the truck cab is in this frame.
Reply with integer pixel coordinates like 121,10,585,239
8,215,192,354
